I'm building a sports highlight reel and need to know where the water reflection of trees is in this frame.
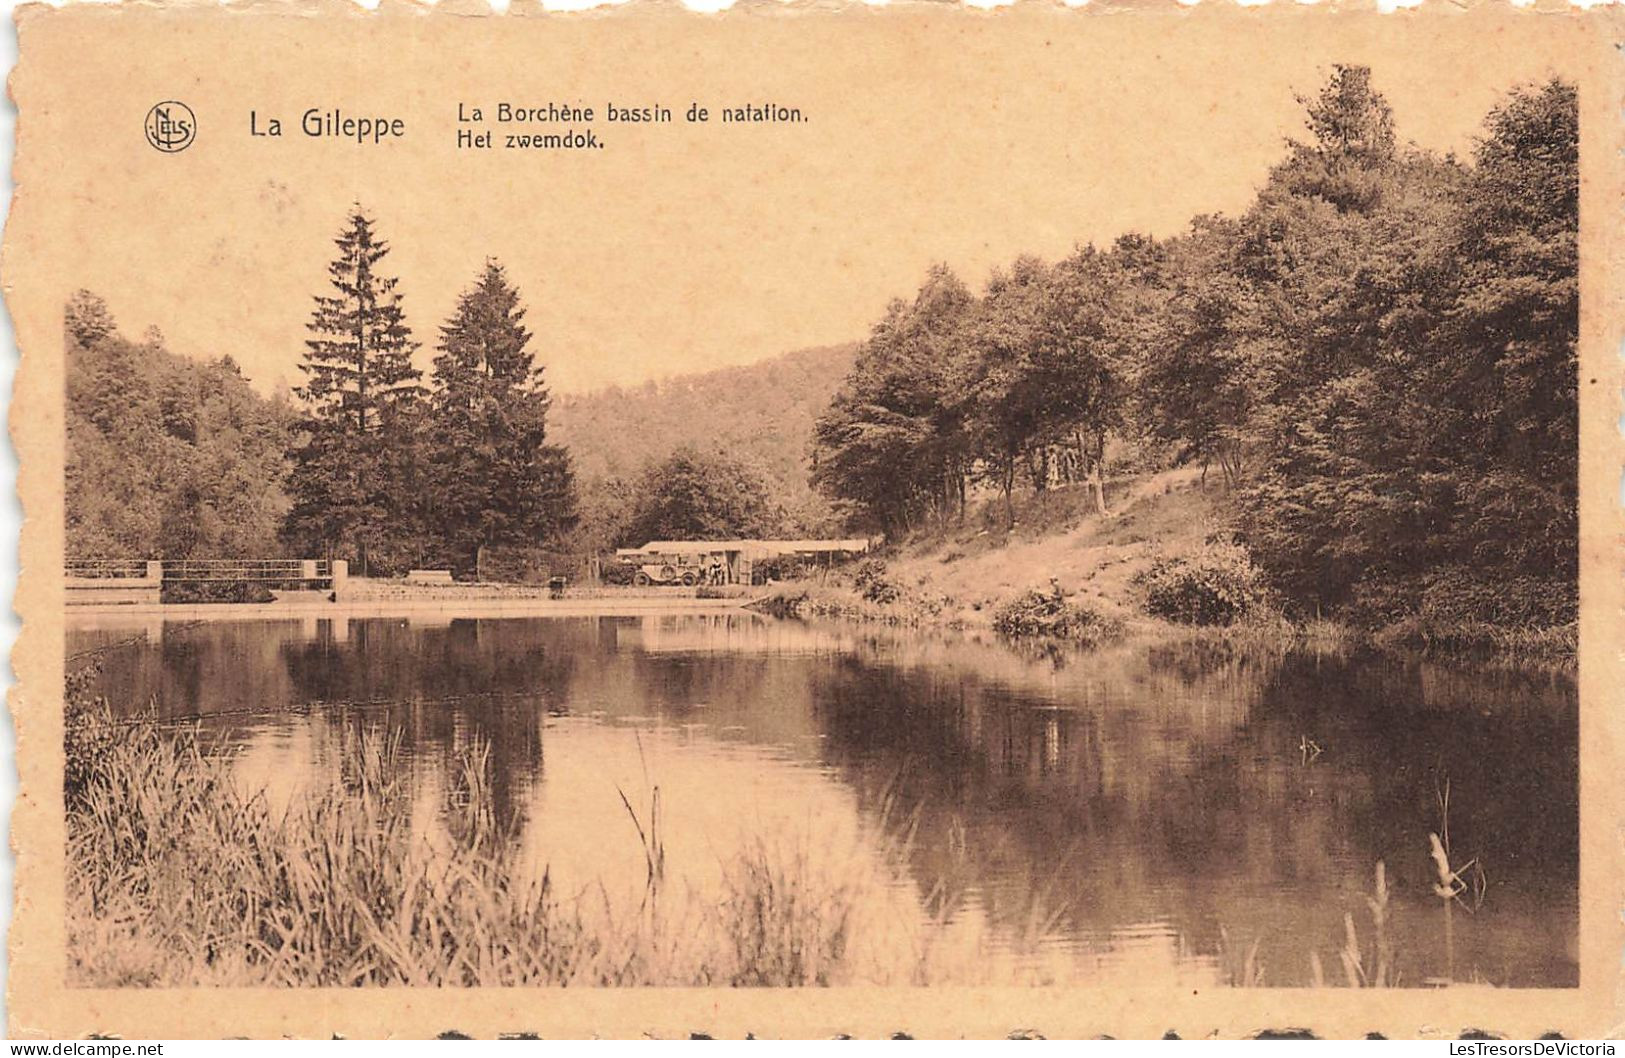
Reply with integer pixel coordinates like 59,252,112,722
276,619,578,838
69,613,1577,986
809,638,1269,946
808,636,1576,986
79,618,306,719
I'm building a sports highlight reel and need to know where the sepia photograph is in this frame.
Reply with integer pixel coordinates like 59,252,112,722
5,3,1622,1041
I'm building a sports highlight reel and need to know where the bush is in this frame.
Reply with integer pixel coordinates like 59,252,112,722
1136,543,1266,626
1343,577,1424,627
1345,567,1576,630
160,580,275,604
992,588,1118,642
1417,567,1576,628
749,591,808,619
477,546,584,585
851,559,900,605
753,555,803,584
600,559,639,586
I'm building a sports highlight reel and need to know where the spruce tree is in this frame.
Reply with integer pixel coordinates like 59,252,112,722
429,260,576,574
283,207,424,573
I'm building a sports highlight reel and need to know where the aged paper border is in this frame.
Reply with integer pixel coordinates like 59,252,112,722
5,1,1624,1038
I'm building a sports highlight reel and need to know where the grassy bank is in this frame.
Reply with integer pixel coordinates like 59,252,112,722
753,578,1576,663
750,470,1576,662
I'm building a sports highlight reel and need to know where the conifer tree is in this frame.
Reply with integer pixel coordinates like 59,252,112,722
429,260,576,573
283,207,424,572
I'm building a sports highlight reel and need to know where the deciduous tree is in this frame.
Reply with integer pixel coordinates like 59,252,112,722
812,265,978,534
620,447,778,546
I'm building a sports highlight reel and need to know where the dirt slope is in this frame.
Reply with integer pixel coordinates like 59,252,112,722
881,467,1224,626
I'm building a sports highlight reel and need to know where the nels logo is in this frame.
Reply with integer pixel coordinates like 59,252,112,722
144,101,196,153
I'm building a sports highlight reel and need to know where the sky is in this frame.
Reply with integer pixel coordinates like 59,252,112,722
23,8,1574,396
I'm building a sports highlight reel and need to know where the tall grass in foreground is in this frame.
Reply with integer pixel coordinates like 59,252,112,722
68,704,1494,988
66,709,1082,987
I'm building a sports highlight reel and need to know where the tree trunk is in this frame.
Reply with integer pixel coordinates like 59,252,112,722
1090,431,1110,516
1217,442,1242,490
1028,447,1050,493
1003,458,1016,529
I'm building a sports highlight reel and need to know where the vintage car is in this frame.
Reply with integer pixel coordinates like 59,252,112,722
632,562,699,587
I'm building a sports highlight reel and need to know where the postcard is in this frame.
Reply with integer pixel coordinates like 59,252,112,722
5,1,1622,1039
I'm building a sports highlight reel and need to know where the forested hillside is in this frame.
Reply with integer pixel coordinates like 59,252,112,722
813,69,1578,628
550,343,858,532
62,287,853,565
65,292,294,561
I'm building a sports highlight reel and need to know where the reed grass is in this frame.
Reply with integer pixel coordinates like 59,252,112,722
66,708,1073,988
1338,861,1397,988
67,702,1502,989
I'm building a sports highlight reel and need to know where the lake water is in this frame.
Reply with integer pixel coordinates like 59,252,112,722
67,610,1578,987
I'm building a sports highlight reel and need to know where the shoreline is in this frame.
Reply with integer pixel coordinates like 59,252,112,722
63,581,1577,666
65,593,754,625
747,583,1580,666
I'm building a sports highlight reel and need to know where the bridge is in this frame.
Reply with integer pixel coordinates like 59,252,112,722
65,559,350,606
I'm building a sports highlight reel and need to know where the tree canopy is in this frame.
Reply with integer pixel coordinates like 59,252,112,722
66,294,292,561
282,207,426,573
813,69,1578,621
67,214,581,578
426,260,577,572
616,448,780,547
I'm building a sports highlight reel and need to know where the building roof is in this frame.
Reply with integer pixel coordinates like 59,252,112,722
768,539,871,553
617,541,734,556
615,538,870,558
